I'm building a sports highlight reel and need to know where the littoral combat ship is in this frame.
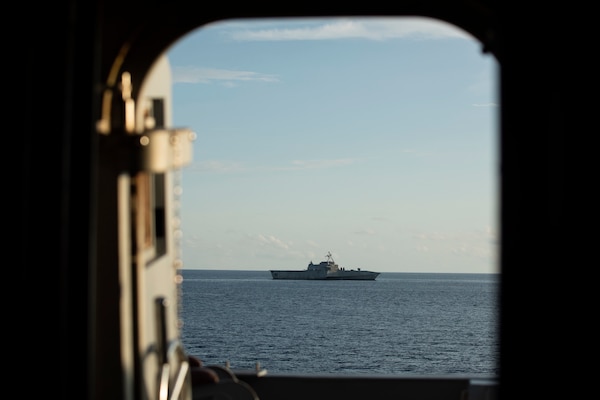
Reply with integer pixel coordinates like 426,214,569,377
270,252,380,280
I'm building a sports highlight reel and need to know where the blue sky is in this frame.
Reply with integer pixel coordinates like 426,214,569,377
167,17,499,274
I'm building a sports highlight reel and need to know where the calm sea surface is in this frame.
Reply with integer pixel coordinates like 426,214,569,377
179,270,499,377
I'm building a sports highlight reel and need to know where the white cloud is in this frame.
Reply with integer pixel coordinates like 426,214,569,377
354,228,376,235
411,227,498,260
255,234,290,250
472,103,498,107
172,18,474,86
288,158,357,169
191,158,358,174
192,160,245,173
226,18,472,42
172,66,278,85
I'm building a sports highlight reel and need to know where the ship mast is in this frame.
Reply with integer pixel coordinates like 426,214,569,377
326,251,334,263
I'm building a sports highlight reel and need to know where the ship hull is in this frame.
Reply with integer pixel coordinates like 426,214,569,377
325,271,380,280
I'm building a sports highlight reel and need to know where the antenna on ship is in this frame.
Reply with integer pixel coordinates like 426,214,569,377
326,251,334,263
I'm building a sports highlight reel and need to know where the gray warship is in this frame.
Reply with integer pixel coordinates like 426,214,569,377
270,252,380,280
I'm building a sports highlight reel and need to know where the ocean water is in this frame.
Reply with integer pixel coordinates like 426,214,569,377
179,270,499,377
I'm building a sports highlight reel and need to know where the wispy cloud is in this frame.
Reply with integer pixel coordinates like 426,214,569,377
191,158,358,173
255,234,291,250
411,227,498,259
288,158,357,169
172,18,472,85
353,228,376,235
172,66,279,85
472,103,498,107
226,18,472,42
191,160,246,173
